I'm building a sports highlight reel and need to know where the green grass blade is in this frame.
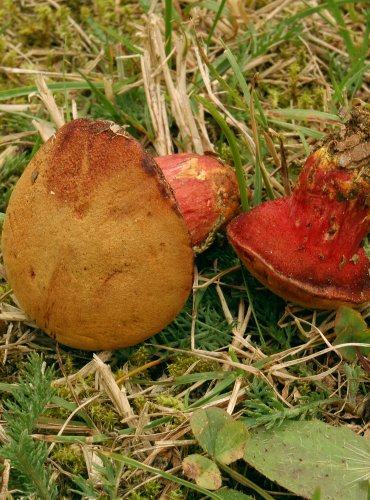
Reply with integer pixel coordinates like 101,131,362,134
281,0,368,27
223,45,268,130
0,82,106,101
105,454,224,499
360,8,370,60
78,70,121,122
196,48,247,111
326,0,356,59
270,108,339,122
298,131,310,156
206,0,228,47
196,96,249,211
249,84,274,202
223,46,251,107
219,463,275,500
268,120,326,139
188,373,237,408
164,0,173,59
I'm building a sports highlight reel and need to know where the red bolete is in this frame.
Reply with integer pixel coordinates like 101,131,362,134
155,153,240,252
2,119,239,351
227,107,370,309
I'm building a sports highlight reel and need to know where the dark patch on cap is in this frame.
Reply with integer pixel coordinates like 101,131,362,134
31,170,39,184
141,153,158,176
140,152,176,202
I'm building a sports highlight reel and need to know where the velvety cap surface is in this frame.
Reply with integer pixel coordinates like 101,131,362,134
2,119,194,350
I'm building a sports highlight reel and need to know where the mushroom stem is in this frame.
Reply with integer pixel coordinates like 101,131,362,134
289,144,370,267
227,106,370,309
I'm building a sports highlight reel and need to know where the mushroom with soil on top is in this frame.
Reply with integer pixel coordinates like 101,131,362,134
227,107,370,309
1,118,240,351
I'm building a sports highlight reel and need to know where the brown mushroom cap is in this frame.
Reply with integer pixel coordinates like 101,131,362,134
2,119,194,350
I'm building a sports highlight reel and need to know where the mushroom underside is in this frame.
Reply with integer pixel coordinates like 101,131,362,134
227,197,370,309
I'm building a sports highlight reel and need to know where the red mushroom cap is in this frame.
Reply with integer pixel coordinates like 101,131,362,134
155,153,240,252
227,108,370,309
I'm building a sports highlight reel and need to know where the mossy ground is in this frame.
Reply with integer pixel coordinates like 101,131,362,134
0,1,369,498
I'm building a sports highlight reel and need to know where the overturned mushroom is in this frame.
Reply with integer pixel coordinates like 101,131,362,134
227,107,370,309
155,153,240,252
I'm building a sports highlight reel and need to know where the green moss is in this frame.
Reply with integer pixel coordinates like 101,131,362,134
0,0,18,25
265,86,287,108
167,354,219,378
132,396,148,413
76,374,96,398
64,355,75,375
18,5,53,46
155,394,185,411
55,385,74,402
1,49,18,68
128,346,152,368
51,444,86,475
87,403,119,431
130,481,161,500
168,489,186,500
0,37,6,58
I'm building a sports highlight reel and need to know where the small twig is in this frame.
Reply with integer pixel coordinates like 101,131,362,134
115,358,164,385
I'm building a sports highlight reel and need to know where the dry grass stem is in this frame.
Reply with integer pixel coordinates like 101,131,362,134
94,355,136,424
35,75,65,130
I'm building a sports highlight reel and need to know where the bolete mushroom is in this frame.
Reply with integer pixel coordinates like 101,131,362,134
2,119,240,351
227,107,370,309
155,153,240,252
2,118,195,350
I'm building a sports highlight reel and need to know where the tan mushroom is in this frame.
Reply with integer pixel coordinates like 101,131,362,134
2,118,194,350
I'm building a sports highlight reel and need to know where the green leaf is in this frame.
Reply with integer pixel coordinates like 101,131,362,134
190,408,249,464
182,454,222,490
244,420,370,500
333,307,370,362
214,421,249,464
191,408,231,457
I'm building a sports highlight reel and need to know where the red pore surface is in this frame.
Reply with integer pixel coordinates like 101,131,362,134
228,141,370,309
155,153,240,251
